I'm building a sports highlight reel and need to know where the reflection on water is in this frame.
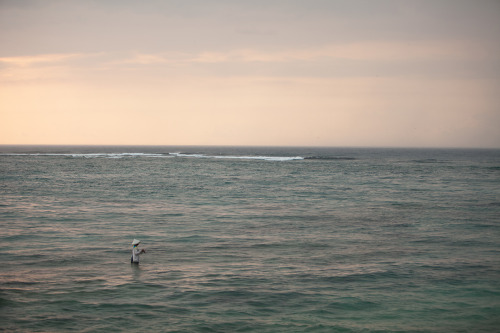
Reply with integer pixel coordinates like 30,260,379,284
131,262,142,280
1,147,499,332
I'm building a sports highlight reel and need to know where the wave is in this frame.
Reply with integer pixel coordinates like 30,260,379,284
169,152,304,161
1,152,304,161
1,153,171,159
304,156,356,160
1,152,360,161
411,159,446,164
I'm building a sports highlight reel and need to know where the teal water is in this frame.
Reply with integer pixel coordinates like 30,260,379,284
1,146,499,332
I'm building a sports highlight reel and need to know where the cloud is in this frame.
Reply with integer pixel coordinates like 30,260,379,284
0,53,83,67
1,38,493,84
116,39,491,66
0,53,108,82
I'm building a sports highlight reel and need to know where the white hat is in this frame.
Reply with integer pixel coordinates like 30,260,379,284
132,239,141,246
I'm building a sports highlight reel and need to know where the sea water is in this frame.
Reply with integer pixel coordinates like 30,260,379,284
1,146,499,332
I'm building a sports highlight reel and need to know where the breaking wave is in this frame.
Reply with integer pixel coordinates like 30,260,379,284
1,153,170,159
2,151,359,162
169,153,304,161
304,156,356,160
1,152,304,161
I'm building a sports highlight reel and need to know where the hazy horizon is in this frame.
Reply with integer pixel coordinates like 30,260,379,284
1,0,499,148
1,144,499,151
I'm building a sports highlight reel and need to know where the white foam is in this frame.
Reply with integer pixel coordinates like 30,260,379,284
2,152,303,161
73,153,172,158
169,153,304,161
1,153,171,159
169,153,207,159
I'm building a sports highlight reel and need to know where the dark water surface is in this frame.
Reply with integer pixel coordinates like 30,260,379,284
1,146,499,332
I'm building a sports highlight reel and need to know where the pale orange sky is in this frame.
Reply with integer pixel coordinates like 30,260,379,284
1,0,499,147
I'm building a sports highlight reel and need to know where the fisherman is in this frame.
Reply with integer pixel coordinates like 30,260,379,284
131,239,146,264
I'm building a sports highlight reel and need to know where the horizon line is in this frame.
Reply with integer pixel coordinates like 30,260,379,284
1,144,499,150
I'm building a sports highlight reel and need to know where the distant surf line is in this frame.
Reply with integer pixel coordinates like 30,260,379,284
1,152,305,161
1,152,360,161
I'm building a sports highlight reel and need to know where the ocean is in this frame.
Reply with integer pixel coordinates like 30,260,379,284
1,146,499,332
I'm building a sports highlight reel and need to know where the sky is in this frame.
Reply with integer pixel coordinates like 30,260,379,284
1,0,499,148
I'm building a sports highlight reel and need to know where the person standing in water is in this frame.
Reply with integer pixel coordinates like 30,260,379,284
131,239,146,264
